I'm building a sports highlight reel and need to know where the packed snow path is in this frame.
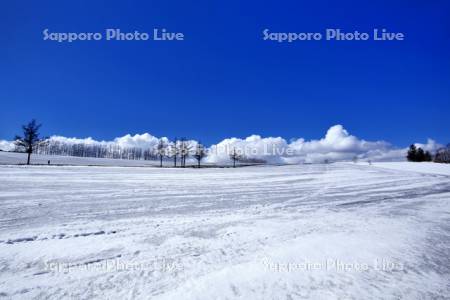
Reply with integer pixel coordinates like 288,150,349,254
0,163,449,299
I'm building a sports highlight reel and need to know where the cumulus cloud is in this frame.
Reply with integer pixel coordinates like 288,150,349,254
206,125,441,164
287,125,392,163
45,133,169,149
0,140,15,151
414,139,443,153
48,136,106,145
113,133,163,149
0,125,443,164
206,135,289,164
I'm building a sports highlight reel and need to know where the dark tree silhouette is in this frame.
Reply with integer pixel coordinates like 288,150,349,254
416,148,425,162
424,151,432,162
407,144,433,162
229,148,241,168
193,142,207,168
407,144,417,162
15,119,42,165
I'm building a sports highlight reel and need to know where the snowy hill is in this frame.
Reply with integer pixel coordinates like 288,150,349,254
0,163,449,299
0,151,162,167
364,161,450,176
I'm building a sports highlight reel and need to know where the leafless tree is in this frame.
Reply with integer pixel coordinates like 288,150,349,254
14,119,42,165
434,144,450,163
179,138,192,168
156,139,167,167
193,142,207,168
171,138,179,167
229,148,241,168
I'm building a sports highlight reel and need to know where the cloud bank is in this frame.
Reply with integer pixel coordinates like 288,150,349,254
0,140,15,152
205,125,443,164
0,125,443,164
48,133,164,149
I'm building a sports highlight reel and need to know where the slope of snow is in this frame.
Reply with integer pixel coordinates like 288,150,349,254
0,163,449,299
0,152,231,167
0,152,162,167
364,161,450,176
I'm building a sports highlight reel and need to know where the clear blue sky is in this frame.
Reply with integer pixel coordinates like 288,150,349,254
1,0,449,146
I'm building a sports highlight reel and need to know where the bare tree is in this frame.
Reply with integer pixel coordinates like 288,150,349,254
193,142,207,168
14,119,42,165
156,139,167,167
434,144,450,163
229,148,241,168
171,138,178,167
179,138,192,168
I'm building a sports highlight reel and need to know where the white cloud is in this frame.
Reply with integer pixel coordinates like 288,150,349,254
45,133,169,149
48,136,105,145
0,140,15,152
206,125,442,164
113,133,162,149
0,125,443,164
414,139,442,153
287,125,392,163
206,135,289,164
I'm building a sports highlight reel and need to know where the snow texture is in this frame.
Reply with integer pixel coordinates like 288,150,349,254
0,162,449,299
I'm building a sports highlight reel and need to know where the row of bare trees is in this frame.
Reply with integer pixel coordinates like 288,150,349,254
434,145,450,163
13,120,219,167
34,140,153,160
155,138,207,168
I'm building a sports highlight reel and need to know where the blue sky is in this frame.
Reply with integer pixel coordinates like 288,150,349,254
1,0,449,146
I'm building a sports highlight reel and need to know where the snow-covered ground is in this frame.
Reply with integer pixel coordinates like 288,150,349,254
0,152,162,167
0,162,449,299
0,152,243,168
365,161,450,176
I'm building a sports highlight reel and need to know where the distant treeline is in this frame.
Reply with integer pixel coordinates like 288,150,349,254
407,144,450,163
34,140,157,160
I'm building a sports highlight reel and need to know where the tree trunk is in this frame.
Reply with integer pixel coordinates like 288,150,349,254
198,159,200,168
160,155,163,167
27,152,31,165
233,158,236,168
